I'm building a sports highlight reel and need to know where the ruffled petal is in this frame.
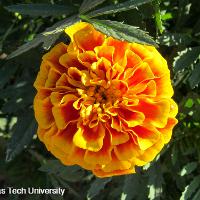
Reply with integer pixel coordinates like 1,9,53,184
84,131,112,165
34,95,54,129
73,123,105,152
66,22,104,51
134,99,170,128
52,94,79,129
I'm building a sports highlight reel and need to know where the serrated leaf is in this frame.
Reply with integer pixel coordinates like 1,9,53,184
157,33,193,46
5,3,76,17
7,15,78,59
188,62,200,88
80,17,156,46
87,0,152,17
42,15,79,35
173,46,200,73
7,35,43,59
79,0,106,14
180,162,198,176
87,178,112,200
6,111,37,162
180,175,200,200
39,160,84,182
42,32,61,50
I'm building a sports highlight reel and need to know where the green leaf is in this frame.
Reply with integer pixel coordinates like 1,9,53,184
7,15,78,59
184,98,194,108
148,163,164,200
54,177,81,199
193,189,200,200
7,35,43,59
79,0,106,14
42,15,79,35
180,175,200,200
39,160,84,182
173,46,200,73
86,0,152,17
153,0,163,34
6,111,37,162
121,174,146,200
0,62,18,89
80,16,156,46
188,62,200,89
171,144,179,165
87,178,112,200
121,176,136,200
42,32,61,50
49,176,64,200
5,3,76,17
157,33,193,46
180,162,198,176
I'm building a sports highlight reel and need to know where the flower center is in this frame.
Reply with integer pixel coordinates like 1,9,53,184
76,81,125,127
87,83,122,104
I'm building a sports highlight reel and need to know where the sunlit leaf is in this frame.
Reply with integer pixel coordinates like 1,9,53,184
180,162,198,176
180,175,200,200
173,46,200,73
80,16,157,46
153,0,164,34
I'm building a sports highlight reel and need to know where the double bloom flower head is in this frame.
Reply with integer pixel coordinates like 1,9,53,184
33,22,178,177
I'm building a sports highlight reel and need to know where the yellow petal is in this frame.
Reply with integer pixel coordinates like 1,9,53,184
73,123,105,152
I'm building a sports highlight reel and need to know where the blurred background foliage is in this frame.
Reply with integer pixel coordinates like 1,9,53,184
0,0,200,199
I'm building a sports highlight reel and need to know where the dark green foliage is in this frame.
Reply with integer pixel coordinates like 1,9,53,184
6,3,77,17
85,0,152,17
0,0,200,200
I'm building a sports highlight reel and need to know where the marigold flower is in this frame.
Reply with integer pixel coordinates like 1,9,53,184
33,22,178,177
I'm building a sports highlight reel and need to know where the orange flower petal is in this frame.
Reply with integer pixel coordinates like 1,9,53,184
45,68,61,88
94,45,115,62
51,121,77,154
119,107,145,127
133,126,160,150
134,99,170,128
78,51,97,68
43,42,68,72
73,123,105,152
158,118,178,144
114,135,140,160
93,168,135,178
106,37,130,63
84,131,112,165
106,125,129,145
127,62,154,86
34,95,54,129
70,23,104,51
155,74,174,98
52,94,79,129
101,151,132,172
